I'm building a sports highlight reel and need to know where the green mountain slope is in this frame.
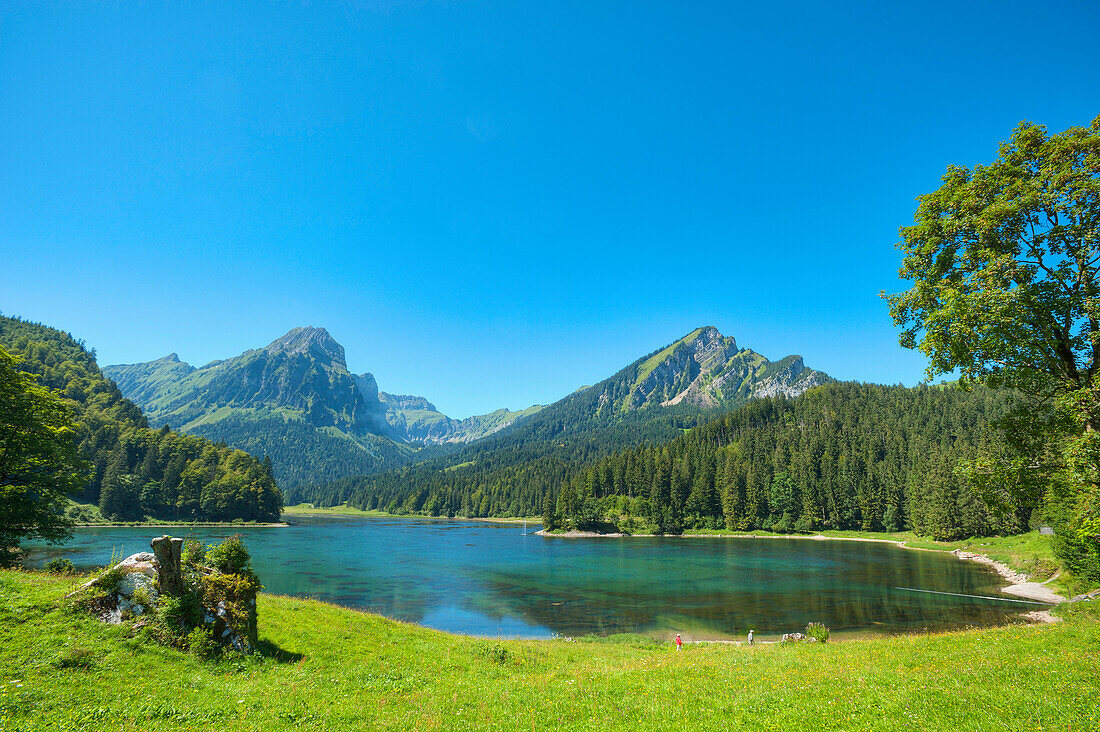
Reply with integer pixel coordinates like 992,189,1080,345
343,382,1017,545
304,326,831,508
102,327,543,496
0,316,282,522
102,327,414,496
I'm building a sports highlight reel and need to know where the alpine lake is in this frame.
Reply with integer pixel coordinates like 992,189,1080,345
22,514,1037,641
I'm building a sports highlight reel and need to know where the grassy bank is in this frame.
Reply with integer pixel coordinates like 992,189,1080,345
65,499,287,528
282,503,531,524
2,570,1098,731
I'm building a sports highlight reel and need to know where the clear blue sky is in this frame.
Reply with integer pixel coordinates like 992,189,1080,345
3,1,1098,418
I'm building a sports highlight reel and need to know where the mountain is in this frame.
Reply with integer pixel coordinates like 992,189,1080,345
304,326,832,508
103,326,545,495
588,326,826,412
341,382,1014,536
107,327,390,436
103,327,412,494
0,316,282,522
377,389,545,445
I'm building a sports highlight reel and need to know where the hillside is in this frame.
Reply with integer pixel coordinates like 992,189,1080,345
0,316,282,522
3,568,1097,731
304,327,831,509
335,381,1015,538
103,328,545,495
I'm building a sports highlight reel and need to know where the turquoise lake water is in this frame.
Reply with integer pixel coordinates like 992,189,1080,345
22,515,1034,640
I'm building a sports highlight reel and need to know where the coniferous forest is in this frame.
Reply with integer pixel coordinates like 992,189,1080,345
0,316,283,522
339,381,1023,541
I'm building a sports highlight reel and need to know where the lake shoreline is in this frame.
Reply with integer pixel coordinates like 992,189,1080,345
72,522,289,528
538,529,1069,607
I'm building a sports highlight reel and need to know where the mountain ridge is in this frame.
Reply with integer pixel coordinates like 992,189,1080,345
104,324,830,500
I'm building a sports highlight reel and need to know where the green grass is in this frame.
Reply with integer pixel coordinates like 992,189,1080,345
282,504,531,523
1,569,1098,731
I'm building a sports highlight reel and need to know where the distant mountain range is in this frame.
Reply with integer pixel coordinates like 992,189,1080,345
102,327,546,494
104,324,829,498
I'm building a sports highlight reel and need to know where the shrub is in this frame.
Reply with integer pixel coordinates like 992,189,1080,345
157,590,205,631
474,641,510,665
182,539,207,570
793,514,816,533
44,557,75,575
186,626,221,660
95,562,126,594
805,622,830,644
56,646,95,669
205,535,257,581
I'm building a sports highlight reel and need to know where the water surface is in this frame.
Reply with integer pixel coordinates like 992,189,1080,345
22,515,1033,640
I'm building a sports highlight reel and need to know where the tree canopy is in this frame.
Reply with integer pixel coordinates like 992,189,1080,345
887,117,1100,581
887,115,1100,403
0,346,82,564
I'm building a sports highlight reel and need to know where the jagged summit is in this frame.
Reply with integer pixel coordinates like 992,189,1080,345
264,326,346,368
601,325,829,412
380,393,439,413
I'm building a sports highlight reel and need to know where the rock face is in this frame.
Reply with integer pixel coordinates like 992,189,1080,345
594,326,830,414
103,326,390,436
378,391,545,445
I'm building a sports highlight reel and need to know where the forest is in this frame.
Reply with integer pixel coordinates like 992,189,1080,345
0,316,283,523
341,381,1024,541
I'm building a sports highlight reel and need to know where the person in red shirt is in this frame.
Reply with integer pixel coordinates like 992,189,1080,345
675,633,683,651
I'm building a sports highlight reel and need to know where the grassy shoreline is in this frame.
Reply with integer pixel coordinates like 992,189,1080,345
2,569,1097,731
281,503,531,524
284,505,1088,595
72,521,288,528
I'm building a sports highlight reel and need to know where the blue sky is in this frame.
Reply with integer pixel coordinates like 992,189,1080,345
2,1,1098,418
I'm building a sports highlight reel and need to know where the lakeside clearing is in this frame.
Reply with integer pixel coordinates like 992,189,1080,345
282,503,531,524
2,569,1098,731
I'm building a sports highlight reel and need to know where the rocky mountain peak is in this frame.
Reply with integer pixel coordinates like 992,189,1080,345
264,326,346,369
380,393,438,413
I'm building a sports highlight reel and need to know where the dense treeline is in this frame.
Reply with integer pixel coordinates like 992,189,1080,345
344,383,1025,541
0,316,282,522
296,333,818,509
314,403,710,511
304,402,720,509
188,415,420,502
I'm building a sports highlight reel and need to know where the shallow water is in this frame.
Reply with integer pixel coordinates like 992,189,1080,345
22,515,1034,640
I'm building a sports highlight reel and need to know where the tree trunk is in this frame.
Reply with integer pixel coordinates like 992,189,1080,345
150,535,184,595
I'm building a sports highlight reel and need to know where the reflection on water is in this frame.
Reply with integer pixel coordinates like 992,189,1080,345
22,516,1031,639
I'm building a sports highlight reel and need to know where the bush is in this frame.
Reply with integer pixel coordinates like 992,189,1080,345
182,538,207,570
205,535,257,581
95,562,126,594
805,622,830,644
56,646,95,669
157,589,205,631
44,557,75,575
186,626,221,660
474,641,510,665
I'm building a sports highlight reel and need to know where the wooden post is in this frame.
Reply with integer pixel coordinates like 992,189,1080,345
150,535,184,595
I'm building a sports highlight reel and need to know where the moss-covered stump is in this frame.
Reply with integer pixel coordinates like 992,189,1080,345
69,534,262,657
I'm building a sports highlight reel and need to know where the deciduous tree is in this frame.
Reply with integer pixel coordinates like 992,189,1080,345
0,347,83,564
